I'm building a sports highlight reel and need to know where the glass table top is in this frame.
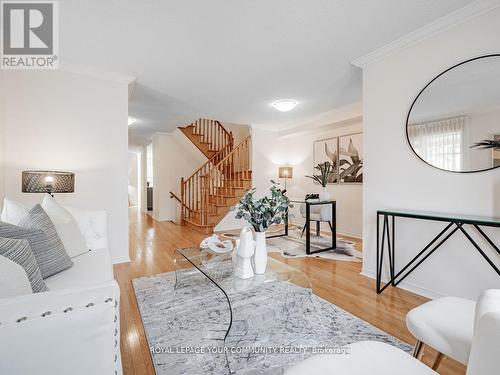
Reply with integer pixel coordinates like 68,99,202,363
173,247,313,373
378,209,500,226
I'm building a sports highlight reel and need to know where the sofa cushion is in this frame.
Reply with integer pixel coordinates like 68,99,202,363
44,248,113,290
41,195,89,258
18,205,73,278
0,255,33,298
65,207,108,251
0,237,47,294
1,198,31,225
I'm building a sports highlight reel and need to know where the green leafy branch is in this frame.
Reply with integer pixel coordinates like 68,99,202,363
231,181,292,232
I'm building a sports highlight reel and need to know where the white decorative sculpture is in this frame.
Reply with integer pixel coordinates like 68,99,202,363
200,234,233,253
234,227,255,279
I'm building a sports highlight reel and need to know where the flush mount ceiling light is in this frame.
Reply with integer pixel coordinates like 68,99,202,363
272,99,298,112
128,116,137,126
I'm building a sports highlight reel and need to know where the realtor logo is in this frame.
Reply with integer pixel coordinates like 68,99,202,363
1,1,59,69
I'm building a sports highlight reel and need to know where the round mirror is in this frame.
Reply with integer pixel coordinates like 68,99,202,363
407,54,500,173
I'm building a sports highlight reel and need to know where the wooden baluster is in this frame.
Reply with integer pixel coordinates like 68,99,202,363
216,124,219,153
181,178,185,219
209,120,212,151
198,173,201,213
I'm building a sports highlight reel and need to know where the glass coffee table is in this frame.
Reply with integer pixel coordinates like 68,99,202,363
173,247,313,374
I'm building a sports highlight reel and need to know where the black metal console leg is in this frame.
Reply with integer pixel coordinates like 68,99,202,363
459,225,500,276
378,222,457,294
389,224,460,290
384,215,394,285
332,202,336,250
473,225,500,256
377,215,387,294
306,204,311,255
376,213,380,293
391,216,395,286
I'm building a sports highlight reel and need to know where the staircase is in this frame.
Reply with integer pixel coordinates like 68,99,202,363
178,119,252,232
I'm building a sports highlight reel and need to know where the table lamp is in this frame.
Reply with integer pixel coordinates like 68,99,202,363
278,167,293,190
22,170,75,196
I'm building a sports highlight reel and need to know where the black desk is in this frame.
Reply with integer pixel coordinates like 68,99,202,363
376,209,500,294
268,200,336,255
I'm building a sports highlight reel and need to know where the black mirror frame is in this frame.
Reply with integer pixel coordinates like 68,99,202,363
406,53,500,174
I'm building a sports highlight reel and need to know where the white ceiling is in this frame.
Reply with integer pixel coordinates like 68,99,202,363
59,0,476,144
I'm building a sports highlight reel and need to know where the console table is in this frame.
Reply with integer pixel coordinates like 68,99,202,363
268,199,336,254
376,209,500,294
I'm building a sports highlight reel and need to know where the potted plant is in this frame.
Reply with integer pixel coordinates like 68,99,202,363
232,181,291,274
471,139,500,149
305,161,335,201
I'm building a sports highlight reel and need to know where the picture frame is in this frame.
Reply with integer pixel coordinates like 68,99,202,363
338,132,363,184
313,137,338,184
494,135,500,168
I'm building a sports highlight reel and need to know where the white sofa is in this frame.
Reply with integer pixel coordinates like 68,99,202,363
0,208,123,375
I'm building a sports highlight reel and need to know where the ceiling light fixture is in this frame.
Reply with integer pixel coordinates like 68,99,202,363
272,99,298,112
128,116,137,126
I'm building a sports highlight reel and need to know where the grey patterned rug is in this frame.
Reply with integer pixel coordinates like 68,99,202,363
133,265,411,375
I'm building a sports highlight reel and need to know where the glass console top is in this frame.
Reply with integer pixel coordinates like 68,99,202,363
378,209,500,226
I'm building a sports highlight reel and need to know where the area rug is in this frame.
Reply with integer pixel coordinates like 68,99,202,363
133,264,411,375
266,227,362,262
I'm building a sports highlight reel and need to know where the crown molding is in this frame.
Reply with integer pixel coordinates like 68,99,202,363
352,0,500,68
60,62,136,85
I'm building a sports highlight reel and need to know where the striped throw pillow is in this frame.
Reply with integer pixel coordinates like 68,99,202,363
17,204,73,278
0,237,48,293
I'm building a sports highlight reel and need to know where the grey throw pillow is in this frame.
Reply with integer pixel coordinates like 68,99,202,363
0,237,48,293
16,204,73,278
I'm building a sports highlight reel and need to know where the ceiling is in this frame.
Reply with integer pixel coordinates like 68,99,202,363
59,0,476,145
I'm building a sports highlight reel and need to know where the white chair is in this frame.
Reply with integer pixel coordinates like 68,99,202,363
406,289,500,369
285,303,500,375
299,201,333,237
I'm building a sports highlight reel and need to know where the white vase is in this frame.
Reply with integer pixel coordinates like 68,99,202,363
319,187,331,201
253,231,267,274
234,227,255,279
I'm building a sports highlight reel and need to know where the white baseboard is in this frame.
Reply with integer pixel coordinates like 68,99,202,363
337,230,362,240
112,256,131,264
360,268,445,300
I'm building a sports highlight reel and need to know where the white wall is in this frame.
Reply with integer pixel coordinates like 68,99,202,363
128,152,139,206
2,69,130,264
215,121,363,238
222,122,250,146
362,7,500,299
152,129,206,222
140,145,148,212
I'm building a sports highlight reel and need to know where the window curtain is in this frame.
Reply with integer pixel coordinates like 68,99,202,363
408,116,470,171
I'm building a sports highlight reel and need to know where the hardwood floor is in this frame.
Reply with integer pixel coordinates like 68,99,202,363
115,208,466,375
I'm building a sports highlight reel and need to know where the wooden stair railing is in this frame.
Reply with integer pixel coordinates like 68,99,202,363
180,119,234,159
169,191,191,213
181,135,251,227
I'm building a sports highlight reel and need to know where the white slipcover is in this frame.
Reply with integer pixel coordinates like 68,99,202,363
0,208,122,375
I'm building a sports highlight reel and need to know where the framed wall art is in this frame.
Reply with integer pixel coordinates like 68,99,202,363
339,133,363,183
313,137,338,183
